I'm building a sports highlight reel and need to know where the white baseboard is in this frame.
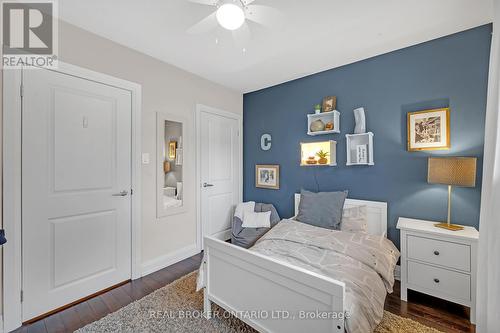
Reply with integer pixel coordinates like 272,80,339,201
394,264,401,281
141,243,199,277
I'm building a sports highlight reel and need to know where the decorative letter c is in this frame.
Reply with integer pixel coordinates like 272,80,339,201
261,134,272,151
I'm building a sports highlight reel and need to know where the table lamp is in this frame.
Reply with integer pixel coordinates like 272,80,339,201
427,157,477,231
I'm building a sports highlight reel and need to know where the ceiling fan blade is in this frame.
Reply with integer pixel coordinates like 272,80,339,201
242,0,258,5
245,4,284,28
232,22,251,49
187,12,218,34
186,0,217,6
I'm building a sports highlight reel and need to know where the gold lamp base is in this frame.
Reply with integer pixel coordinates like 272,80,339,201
434,223,464,231
432,185,464,231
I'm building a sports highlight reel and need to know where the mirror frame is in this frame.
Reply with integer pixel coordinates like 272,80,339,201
156,111,188,218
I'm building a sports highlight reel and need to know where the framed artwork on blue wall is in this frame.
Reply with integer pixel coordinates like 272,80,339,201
255,165,280,189
407,108,450,151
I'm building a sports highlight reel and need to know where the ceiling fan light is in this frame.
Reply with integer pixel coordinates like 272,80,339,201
216,3,245,30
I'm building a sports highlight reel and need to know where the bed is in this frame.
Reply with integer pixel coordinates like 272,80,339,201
201,194,398,333
163,194,182,208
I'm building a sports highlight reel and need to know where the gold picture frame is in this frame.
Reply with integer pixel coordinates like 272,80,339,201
255,164,280,189
407,108,450,151
168,141,177,159
322,96,337,113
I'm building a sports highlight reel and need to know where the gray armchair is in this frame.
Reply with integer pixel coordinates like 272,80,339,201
231,203,280,248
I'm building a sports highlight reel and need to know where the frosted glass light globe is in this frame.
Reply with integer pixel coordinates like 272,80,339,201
216,3,245,30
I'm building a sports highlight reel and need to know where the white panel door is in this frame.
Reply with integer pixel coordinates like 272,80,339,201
22,68,132,321
200,110,240,239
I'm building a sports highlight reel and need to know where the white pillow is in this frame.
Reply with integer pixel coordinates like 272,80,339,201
234,201,255,220
242,211,271,228
341,205,368,233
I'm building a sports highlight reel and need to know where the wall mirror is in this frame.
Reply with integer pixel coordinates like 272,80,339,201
157,112,186,217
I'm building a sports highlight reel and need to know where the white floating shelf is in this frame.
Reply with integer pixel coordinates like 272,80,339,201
307,110,340,136
300,140,337,166
346,132,374,166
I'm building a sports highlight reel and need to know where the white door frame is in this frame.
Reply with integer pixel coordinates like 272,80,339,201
2,62,142,332
195,104,243,251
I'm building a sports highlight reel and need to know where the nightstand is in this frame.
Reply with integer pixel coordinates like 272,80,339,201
397,217,478,324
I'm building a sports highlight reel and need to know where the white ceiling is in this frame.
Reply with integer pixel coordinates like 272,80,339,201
59,0,493,93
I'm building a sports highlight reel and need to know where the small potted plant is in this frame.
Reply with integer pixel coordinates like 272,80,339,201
314,104,321,114
316,150,329,165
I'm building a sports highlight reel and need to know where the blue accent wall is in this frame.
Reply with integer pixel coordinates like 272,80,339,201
243,25,491,248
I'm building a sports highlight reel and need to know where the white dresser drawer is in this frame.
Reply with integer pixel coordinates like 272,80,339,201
407,235,470,271
408,261,470,301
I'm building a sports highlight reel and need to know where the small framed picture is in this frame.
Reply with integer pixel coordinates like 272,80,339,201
407,108,450,151
356,144,367,164
255,164,280,189
322,96,337,113
168,141,177,159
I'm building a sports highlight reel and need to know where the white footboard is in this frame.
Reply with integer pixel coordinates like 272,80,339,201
203,236,346,333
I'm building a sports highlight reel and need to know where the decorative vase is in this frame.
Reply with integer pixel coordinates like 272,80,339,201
318,157,328,165
353,107,366,134
310,119,325,132
306,156,317,165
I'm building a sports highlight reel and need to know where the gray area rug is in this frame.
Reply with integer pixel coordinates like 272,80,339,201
76,272,441,332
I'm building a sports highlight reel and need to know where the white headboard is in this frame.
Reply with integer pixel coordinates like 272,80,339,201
294,193,388,236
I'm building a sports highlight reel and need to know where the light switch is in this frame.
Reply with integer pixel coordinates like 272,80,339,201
142,153,150,164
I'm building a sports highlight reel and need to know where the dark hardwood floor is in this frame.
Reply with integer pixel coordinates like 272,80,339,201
13,252,474,333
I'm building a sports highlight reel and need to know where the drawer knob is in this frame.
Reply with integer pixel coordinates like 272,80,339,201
433,278,440,283
433,250,440,256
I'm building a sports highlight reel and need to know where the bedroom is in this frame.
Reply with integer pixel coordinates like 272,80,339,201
0,0,499,332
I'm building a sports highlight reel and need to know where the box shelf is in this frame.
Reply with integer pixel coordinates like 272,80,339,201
307,110,340,136
346,132,374,166
300,140,337,166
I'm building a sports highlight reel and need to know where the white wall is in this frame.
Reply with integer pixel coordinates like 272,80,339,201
0,20,242,316
56,21,242,269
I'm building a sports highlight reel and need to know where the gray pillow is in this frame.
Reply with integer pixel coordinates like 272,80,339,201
231,203,280,248
296,189,348,230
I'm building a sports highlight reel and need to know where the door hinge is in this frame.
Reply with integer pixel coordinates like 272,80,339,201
20,290,24,302
20,84,24,97
130,188,133,195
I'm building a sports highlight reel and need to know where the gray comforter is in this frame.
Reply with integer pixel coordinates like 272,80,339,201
251,219,400,333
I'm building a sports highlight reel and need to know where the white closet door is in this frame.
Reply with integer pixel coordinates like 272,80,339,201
22,68,132,321
200,110,240,239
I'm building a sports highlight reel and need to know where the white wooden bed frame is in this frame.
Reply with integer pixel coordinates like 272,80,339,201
202,194,387,333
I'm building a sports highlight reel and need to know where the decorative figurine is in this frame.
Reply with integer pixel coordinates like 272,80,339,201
353,107,366,134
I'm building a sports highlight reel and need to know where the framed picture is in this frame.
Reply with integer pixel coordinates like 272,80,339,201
407,108,450,151
255,164,280,189
322,96,337,113
168,141,177,159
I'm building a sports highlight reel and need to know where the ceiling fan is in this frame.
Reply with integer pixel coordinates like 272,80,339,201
186,0,282,39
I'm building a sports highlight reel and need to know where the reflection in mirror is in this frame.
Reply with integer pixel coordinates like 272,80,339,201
162,120,183,210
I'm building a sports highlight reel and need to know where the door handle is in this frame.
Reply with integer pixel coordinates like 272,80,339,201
203,183,214,188
112,190,129,196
